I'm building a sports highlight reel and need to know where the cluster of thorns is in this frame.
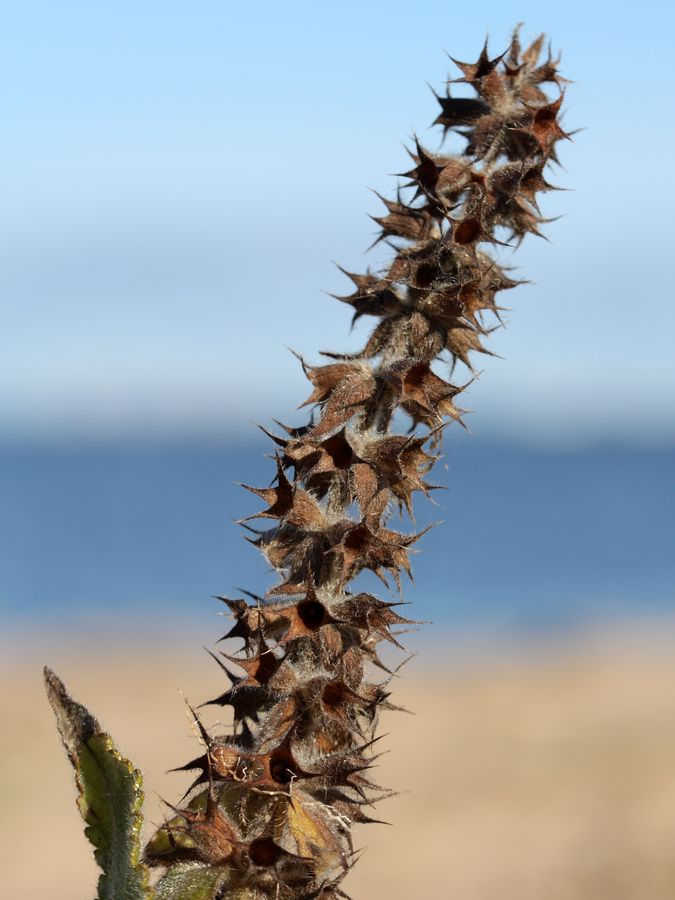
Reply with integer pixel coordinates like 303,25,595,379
145,29,569,899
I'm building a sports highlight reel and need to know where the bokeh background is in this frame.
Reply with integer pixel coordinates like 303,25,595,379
2,2,674,898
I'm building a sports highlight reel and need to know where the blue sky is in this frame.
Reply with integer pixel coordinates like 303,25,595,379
2,2,674,445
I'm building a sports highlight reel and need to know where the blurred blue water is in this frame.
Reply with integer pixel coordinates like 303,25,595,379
1,436,673,635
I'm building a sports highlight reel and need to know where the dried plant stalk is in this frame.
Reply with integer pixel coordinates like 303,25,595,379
141,28,571,899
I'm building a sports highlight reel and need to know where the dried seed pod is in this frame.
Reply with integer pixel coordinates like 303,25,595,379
147,28,570,898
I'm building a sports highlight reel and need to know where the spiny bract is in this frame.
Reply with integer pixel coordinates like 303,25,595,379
145,27,570,899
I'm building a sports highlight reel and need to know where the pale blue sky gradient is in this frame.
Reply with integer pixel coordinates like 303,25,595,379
2,2,674,445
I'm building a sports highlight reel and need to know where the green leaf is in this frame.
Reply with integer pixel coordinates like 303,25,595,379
44,667,152,900
154,863,229,900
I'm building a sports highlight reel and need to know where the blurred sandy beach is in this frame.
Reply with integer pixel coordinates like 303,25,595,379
4,623,675,899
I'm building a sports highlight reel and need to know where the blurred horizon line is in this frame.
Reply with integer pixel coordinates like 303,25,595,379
1,422,674,452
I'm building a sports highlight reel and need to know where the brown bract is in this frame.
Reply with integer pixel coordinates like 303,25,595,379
147,26,570,899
